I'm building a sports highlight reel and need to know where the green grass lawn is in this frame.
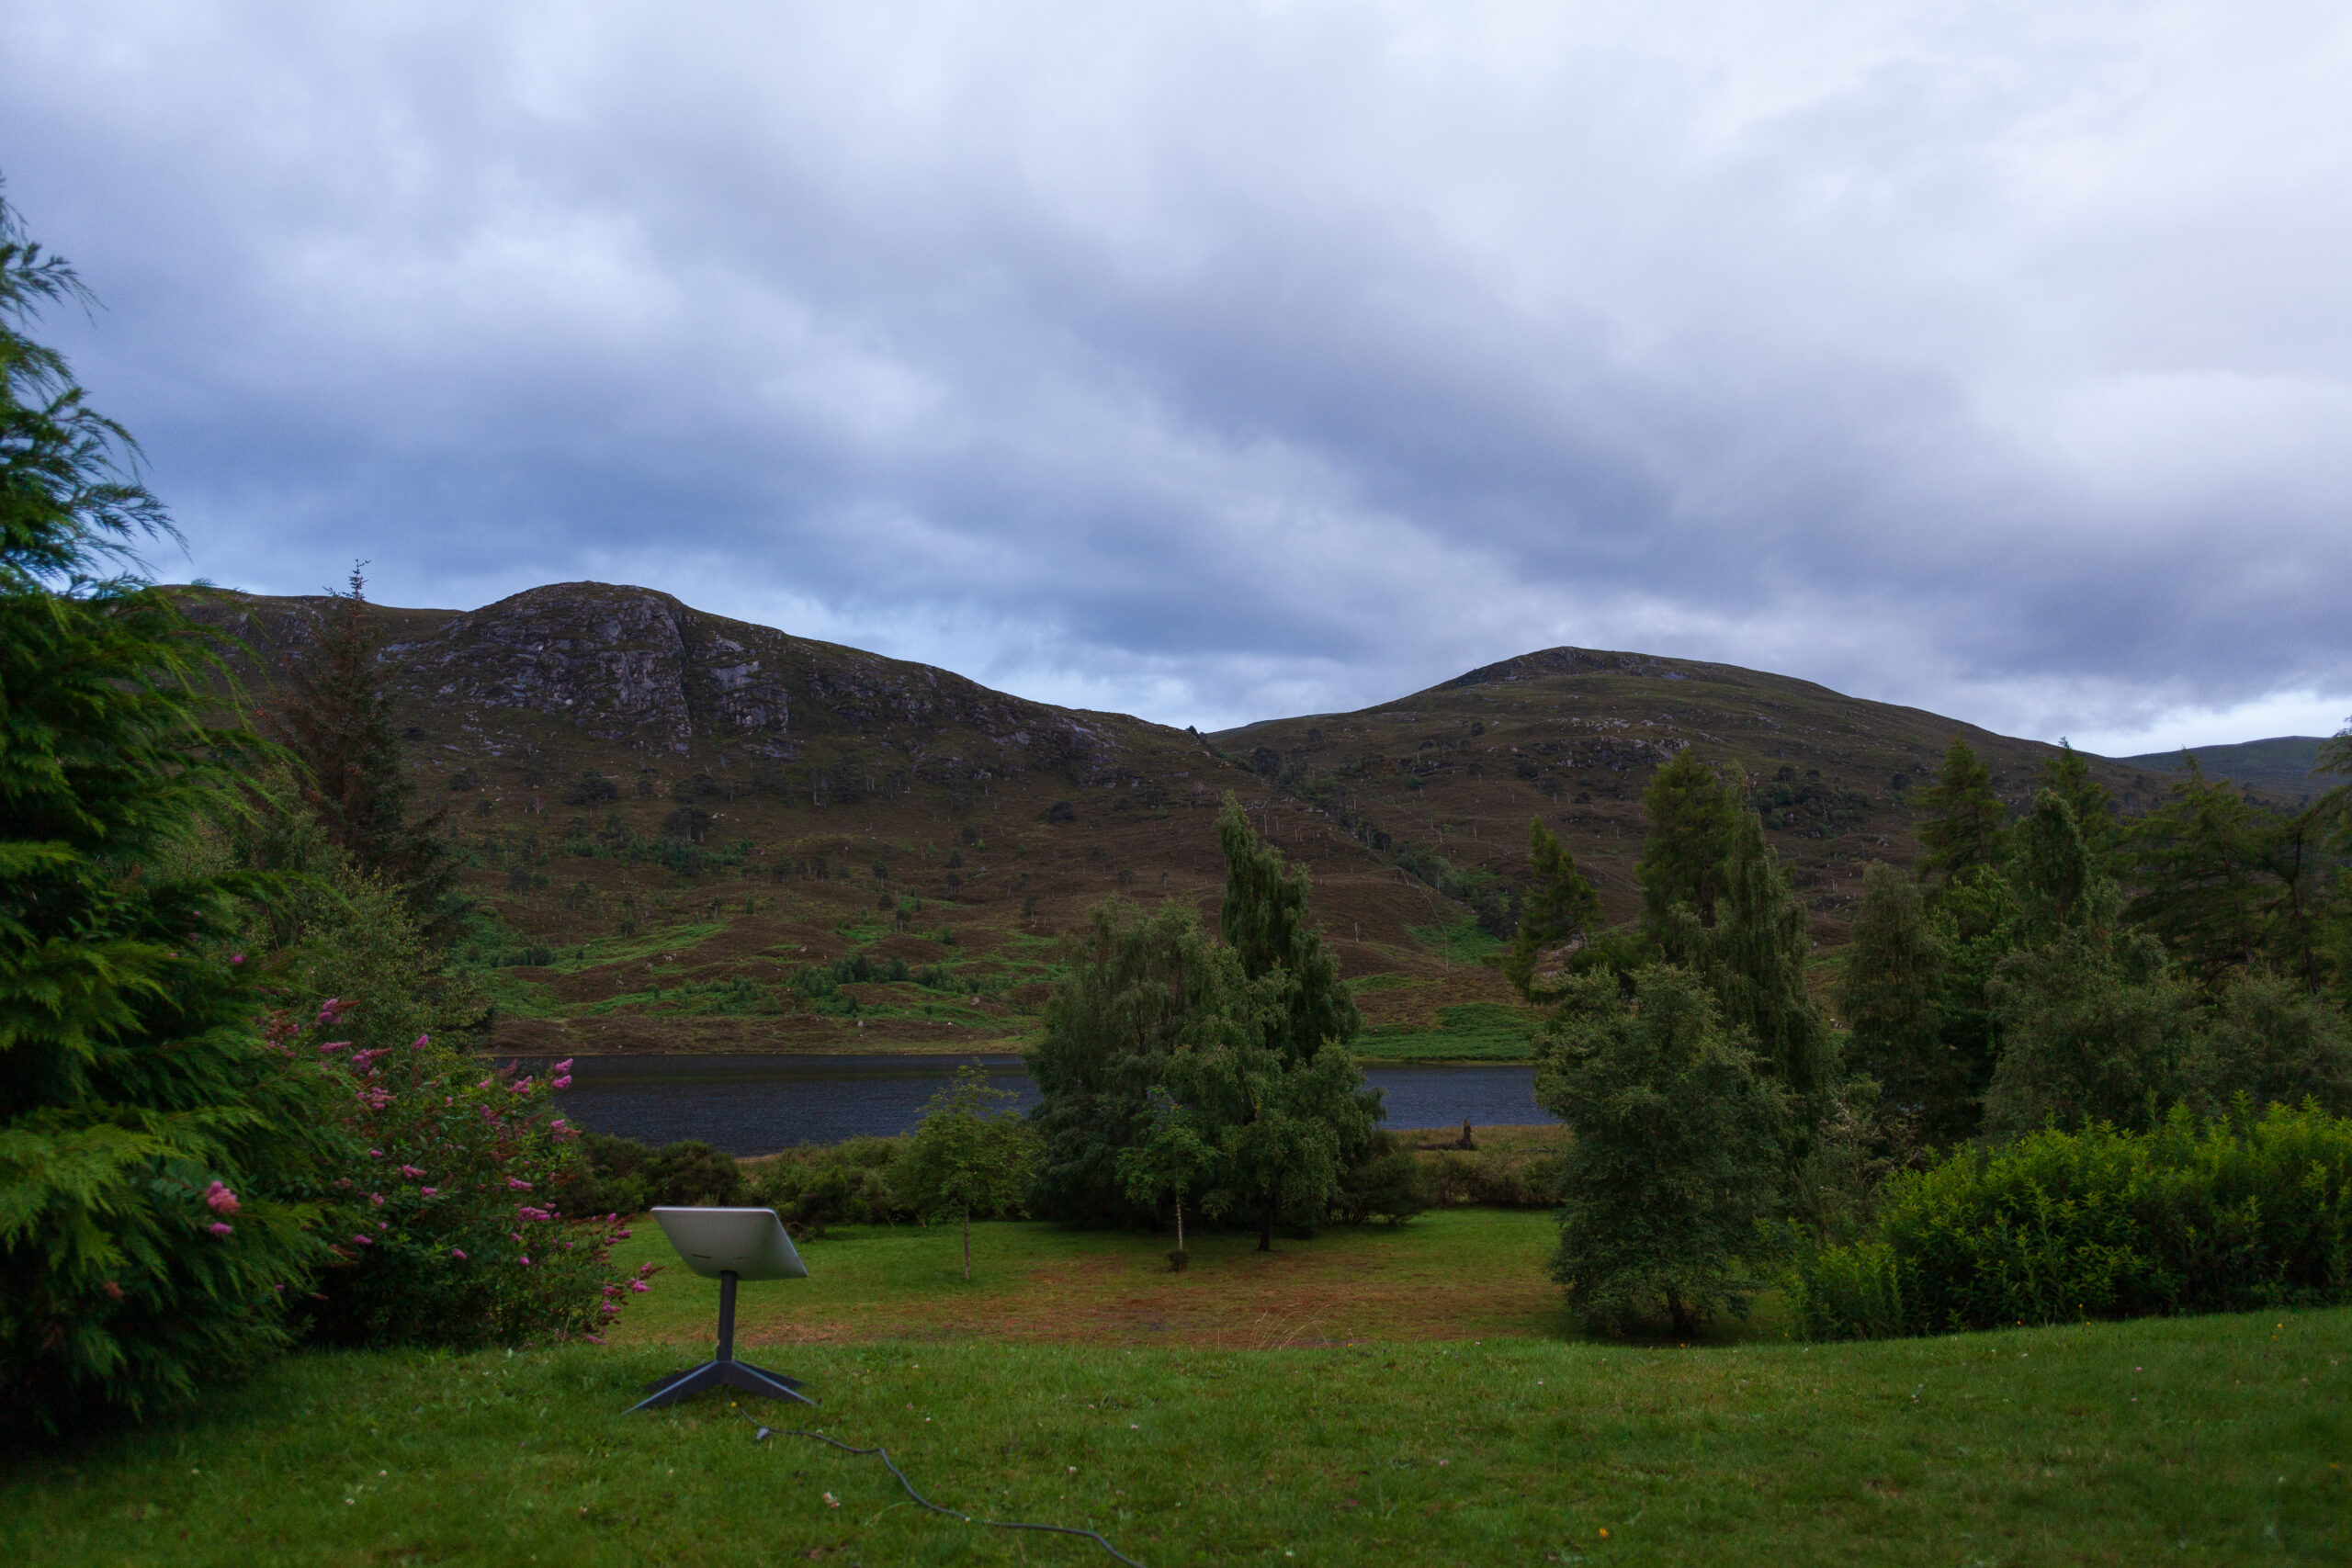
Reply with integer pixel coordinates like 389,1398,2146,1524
6,1216,2347,1565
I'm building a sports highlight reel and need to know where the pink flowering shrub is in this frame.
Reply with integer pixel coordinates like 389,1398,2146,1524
277,1001,632,1348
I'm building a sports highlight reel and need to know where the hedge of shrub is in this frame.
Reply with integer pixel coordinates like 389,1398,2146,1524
1790,1103,2352,1341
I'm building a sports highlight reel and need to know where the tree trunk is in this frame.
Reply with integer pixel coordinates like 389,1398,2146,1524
1174,1191,1185,1254
962,1207,971,1281
1666,1286,1691,1338
1258,1180,1278,1252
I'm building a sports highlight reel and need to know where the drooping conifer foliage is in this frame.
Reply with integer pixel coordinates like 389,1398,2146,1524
0,193,335,1427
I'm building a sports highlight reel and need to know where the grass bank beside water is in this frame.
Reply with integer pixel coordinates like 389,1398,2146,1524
6,1211,2346,1565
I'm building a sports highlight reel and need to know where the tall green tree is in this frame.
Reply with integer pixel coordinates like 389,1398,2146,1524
1703,809,1836,1096
2182,968,2352,1117
1914,736,2008,886
1217,795,1359,1061
1635,753,1740,955
1,194,333,1427
1210,799,1378,1248
1499,817,1601,1002
1983,873,2193,1138
1023,899,1250,1225
266,569,457,936
1537,966,1788,1337
2123,760,2329,988
898,1066,1039,1280
2038,741,2120,873
1835,862,1960,1135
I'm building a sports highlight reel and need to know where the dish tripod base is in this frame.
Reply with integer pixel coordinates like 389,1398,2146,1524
629,1270,816,1413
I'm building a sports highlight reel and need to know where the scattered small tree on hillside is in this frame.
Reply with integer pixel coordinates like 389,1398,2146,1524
1538,966,1788,1337
899,1066,1038,1280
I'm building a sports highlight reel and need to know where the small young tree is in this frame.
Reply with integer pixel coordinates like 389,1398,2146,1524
1915,737,2008,886
1115,1091,1214,1269
1500,818,1601,1002
1538,965,1787,1337
899,1066,1038,1280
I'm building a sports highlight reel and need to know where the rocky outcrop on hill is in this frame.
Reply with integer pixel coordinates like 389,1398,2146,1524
193,581,1136,779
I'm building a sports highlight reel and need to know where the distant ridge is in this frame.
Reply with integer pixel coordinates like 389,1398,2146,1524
2111,736,2337,804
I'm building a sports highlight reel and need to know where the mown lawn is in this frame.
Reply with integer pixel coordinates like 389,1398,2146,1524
610,1209,1574,1349
5,1214,2347,1566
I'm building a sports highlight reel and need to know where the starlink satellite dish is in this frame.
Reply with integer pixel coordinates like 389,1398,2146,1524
629,1207,816,1413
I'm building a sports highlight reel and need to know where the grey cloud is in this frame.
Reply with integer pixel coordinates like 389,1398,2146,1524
4,0,2348,744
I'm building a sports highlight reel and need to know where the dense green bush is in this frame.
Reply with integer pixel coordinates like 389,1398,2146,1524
751,1137,917,1235
1417,1144,1563,1210
560,1133,747,1214
1329,1131,1434,1224
1791,1104,2352,1340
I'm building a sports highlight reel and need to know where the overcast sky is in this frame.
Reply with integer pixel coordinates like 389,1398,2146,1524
6,2,2348,751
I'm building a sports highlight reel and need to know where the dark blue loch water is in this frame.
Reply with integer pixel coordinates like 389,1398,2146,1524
526,1055,1547,1156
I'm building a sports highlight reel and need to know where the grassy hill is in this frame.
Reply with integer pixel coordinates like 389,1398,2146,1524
187,587,2146,1059
2117,735,2337,804
1211,645,2147,952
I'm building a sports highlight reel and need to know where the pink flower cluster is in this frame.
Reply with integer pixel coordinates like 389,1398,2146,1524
203,1180,240,1216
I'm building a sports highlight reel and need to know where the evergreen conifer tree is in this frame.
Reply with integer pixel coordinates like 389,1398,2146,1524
1211,798,1376,1247
266,569,457,935
1915,736,2008,886
1635,753,1739,955
2122,760,2329,988
1500,817,1601,1002
1703,809,1835,1096
1217,796,1359,1060
2037,740,2119,871
0,195,333,1427
1835,862,1958,1134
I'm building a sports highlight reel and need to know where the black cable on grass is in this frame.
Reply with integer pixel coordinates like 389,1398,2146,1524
745,1414,1148,1568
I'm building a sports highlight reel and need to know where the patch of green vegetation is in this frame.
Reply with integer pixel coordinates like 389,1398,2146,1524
6,1259,2342,1565
1406,914,1505,964
581,976,785,1019
1345,971,1413,993
1359,1000,1542,1061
